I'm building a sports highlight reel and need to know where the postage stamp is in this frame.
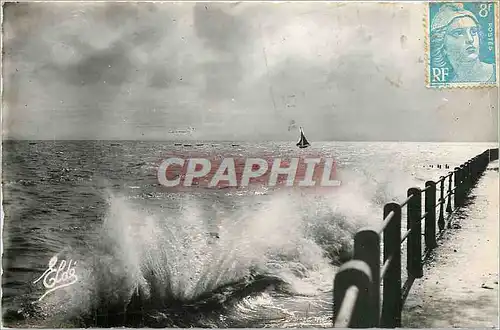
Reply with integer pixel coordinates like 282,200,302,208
427,2,499,88
2,1,500,329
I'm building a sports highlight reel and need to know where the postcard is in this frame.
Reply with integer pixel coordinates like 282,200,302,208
2,1,498,328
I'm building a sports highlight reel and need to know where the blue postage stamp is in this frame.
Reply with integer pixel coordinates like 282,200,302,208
427,2,498,88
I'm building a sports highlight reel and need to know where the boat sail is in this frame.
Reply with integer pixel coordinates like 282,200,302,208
296,127,311,149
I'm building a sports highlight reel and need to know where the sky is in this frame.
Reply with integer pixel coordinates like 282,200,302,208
2,1,499,141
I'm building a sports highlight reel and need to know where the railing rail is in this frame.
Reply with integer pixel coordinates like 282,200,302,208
332,148,498,328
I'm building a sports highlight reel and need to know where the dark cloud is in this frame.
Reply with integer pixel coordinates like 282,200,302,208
201,59,243,101
2,2,497,141
192,3,256,103
148,69,173,89
193,3,251,53
56,40,133,87
101,2,142,28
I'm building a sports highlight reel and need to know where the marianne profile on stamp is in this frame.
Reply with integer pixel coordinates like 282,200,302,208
429,3,496,85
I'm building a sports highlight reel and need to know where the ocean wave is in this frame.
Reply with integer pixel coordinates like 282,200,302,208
9,187,365,327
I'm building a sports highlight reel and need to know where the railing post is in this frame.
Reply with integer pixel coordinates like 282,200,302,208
424,181,438,251
473,157,479,182
465,162,472,194
477,154,482,176
453,167,460,208
490,148,499,161
407,187,423,279
460,165,466,204
446,174,452,213
354,228,380,324
462,163,468,195
333,260,376,328
381,203,402,328
457,166,462,206
471,157,478,184
483,150,490,170
478,154,482,174
438,177,445,231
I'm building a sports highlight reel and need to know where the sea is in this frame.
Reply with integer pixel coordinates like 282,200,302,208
1,140,497,328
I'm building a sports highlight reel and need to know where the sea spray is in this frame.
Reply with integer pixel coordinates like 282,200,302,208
28,180,377,327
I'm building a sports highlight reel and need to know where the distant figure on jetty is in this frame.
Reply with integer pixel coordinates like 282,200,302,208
426,164,450,169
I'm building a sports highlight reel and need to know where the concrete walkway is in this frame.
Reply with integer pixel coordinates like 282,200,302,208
403,160,499,328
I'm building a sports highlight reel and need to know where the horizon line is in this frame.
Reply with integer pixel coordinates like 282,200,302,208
2,139,499,144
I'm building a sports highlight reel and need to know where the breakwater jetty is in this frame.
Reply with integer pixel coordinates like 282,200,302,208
333,148,499,328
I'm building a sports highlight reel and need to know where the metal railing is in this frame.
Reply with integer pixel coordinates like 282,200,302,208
332,148,498,328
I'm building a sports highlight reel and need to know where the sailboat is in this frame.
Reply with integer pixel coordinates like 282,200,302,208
296,126,311,149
